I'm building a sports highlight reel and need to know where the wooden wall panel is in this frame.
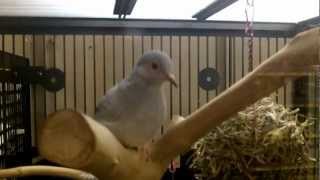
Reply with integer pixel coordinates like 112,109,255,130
253,37,260,70
143,36,152,53
216,36,227,94
114,36,124,84
199,36,208,106
133,36,142,67
208,36,217,99
0,35,2,50
44,35,56,115
260,38,269,63
124,36,133,78
23,35,35,146
152,36,161,51
234,37,243,82
180,36,189,116
14,35,24,56
65,35,75,109
104,35,115,90
231,37,236,85
94,35,105,106
0,33,298,147
161,36,172,120
54,35,65,111
225,37,230,88
84,35,95,116
74,35,85,112
33,35,46,143
4,35,13,53
189,36,198,113
171,36,180,117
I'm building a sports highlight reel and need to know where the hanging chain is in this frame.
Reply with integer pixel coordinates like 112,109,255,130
245,0,255,72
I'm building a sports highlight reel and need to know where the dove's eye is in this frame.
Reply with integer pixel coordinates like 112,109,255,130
151,63,158,70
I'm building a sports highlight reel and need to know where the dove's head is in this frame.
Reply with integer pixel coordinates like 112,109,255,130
134,50,177,87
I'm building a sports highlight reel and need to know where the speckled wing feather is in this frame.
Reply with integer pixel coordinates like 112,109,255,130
95,86,122,124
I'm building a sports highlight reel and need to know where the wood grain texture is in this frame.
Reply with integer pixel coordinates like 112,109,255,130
234,37,243,82
143,36,152,53
180,36,189,116
4,35,13,53
171,36,180,116
94,35,105,106
189,36,198,113
65,35,75,109
161,36,172,121
216,36,226,94
54,35,65,111
208,36,217,99
253,37,260,70
104,35,115,90
133,36,142,68
23,35,36,146
199,36,207,106
114,36,124,83
124,36,133,78
74,35,85,112
33,35,46,145
84,35,95,116
44,35,56,115
14,35,24,56
0,35,3,50
152,36,161,51
225,37,230,88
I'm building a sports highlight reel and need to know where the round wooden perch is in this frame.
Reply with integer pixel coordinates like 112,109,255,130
38,28,320,180
0,165,97,179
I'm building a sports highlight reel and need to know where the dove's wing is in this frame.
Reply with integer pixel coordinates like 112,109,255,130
95,86,122,123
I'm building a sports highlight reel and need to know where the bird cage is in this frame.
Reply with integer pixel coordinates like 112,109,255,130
0,51,32,169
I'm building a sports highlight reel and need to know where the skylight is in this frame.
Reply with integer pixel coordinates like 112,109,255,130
0,0,318,23
130,0,319,22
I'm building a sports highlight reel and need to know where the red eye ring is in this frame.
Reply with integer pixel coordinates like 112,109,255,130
151,63,158,70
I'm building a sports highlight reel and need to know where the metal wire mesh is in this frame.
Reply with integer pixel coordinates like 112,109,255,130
0,52,32,169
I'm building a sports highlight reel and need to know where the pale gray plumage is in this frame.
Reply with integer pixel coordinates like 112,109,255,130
95,50,176,148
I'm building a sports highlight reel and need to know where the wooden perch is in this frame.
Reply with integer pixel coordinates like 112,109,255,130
38,28,320,180
0,165,97,179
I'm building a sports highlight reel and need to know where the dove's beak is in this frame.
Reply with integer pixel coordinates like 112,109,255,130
166,73,178,87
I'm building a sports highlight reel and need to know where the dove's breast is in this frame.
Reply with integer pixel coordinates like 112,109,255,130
103,82,167,148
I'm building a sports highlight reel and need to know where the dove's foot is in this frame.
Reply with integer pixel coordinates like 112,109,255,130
138,143,152,162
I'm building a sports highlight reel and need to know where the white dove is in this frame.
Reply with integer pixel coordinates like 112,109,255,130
95,50,177,158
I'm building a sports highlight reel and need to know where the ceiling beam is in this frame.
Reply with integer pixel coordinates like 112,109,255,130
0,17,297,37
193,0,239,20
114,0,138,18
296,16,320,32
298,16,320,26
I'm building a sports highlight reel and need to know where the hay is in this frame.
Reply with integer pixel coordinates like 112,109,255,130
190,98,316,180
